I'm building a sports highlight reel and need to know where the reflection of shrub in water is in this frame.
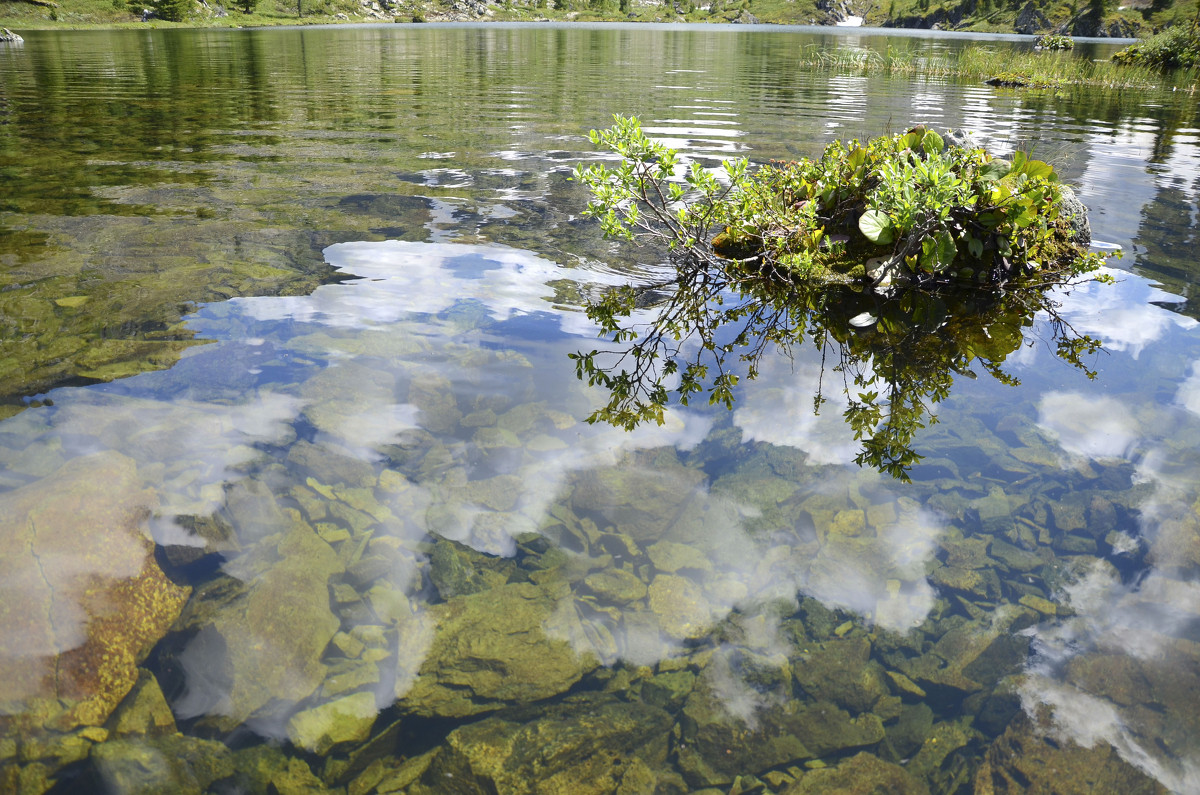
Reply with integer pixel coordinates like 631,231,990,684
572,266,1102,482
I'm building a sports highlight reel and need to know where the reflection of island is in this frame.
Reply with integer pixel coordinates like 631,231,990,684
573,262,1103,481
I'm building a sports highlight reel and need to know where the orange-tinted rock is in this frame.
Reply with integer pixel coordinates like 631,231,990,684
0,452,189,733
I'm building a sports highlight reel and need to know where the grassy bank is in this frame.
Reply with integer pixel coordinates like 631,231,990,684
799,41,1199,92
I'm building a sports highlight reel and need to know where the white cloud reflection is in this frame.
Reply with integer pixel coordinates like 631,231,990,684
734,358,860,466
1037,391,1140,461
1023,333,1200,792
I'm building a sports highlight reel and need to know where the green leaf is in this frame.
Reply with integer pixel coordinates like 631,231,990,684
979,160,1011,181
935,228,957,270
921,130,945,156
1019,159,1054,180
858,209,895,245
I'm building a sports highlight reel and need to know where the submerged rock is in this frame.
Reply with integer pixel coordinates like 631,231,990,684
581,568,648,605
168,516,342,728
106,669,176,737
285,691,378,755
0,452,189,733
783,751,928,794
647,574,716,639
792,636,890,714
409,698,674,795
677,684,885,787
400,581,598,718
87,735,234,795
571,463,706,542
976,712,1167,794
428,536,512,600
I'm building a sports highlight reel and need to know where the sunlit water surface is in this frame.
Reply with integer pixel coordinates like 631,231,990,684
2,23,1200,795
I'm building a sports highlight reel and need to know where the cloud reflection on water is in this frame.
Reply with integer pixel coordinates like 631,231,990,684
10,236,1200,791
1021,293,1200,792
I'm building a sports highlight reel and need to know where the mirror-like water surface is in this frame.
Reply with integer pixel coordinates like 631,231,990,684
2,23,1200,795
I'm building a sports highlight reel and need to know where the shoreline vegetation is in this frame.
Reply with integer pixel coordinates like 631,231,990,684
801,41,1199,92
3,1,1197,92
0,0,1195,34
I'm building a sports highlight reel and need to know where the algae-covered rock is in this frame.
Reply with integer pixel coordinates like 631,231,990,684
0,452,189,732
229,744,330,795
792,636,890,714
646,540,713,574
408,371,462,434
989,538,1046,573
581,568,648,605
286,691,378,755
899,609,1030,694
647,574,716,640
223,477,292,544
640,670,697,710
409,698,673,795
783,752,928,794
287,439,376,489
929,564,1002,600
677,685,885,787
88,735,234,795
401,581,597,718
428,537,510,600
106,670,176,737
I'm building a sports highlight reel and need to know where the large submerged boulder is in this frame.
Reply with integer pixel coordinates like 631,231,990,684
0,452,189,733
167,513,343,729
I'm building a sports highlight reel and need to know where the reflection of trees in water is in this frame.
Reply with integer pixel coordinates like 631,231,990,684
574,258,1102,481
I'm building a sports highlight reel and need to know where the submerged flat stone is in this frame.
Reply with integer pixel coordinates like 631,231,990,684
783,752,927,794
648,575,715,639
169,516,343,728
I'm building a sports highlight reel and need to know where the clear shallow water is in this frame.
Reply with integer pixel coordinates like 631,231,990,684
2,23,1200,795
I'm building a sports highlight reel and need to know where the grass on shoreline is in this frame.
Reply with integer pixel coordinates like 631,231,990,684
800,43,1200,93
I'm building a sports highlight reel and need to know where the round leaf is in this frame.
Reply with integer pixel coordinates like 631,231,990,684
858,210,895,245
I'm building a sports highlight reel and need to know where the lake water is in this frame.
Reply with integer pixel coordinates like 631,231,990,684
2,22,1200,795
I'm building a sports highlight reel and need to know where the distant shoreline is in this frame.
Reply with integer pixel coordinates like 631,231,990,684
0,19,1139,42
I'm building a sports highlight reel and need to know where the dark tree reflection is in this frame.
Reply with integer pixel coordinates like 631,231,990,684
572,259,1103,481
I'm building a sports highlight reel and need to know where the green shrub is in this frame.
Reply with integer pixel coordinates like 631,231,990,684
1112,24,1200,69
154,0,193,21
1035,34,1075,50
574,116,1098,291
